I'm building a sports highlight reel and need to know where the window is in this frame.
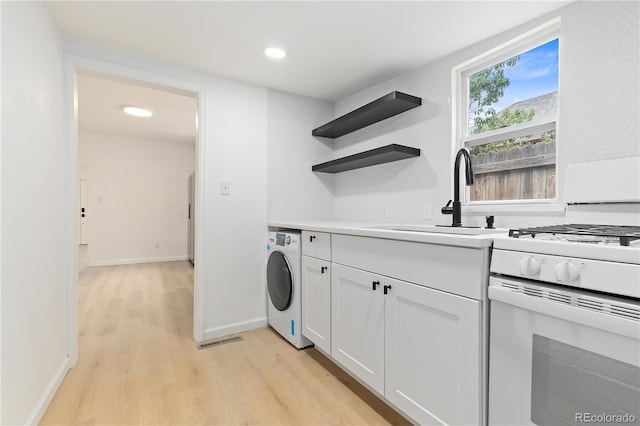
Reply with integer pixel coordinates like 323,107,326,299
455,21,560,204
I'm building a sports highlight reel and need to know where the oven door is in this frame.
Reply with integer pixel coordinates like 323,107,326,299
488,276,640,426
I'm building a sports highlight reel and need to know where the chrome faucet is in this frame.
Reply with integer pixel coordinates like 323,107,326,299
441,148,475,227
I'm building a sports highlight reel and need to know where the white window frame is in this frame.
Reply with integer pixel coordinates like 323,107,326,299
452,18,562,213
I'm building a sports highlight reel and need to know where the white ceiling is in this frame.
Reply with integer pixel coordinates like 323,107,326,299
47,1,574,142
78,73,197,143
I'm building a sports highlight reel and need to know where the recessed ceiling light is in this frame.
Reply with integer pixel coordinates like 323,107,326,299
122,106,153,117
264,47,286,59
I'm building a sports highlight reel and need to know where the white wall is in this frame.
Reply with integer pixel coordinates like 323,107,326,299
80,132,195,266
1,2,69,424
331,1,639,229
267,89,335,222
560,1,639,164
65,42,270,340
201,78,268,338
332,76,443,225
1,2,3,417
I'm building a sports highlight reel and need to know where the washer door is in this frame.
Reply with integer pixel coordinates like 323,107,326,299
267,251,293,311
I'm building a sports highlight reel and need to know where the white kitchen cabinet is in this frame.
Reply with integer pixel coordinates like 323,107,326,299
301,256,331,353
331,263,482,423
271,228,490,425
331,263,385,395
301,230,332,352
331,234,486,425
385,277,481,426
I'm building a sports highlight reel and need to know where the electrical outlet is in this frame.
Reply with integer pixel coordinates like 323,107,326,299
382,203,389,218
221,180,231,195
154,243,160,249
423,203,432,220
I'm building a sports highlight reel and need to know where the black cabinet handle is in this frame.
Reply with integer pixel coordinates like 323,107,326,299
384,284,392,295
372,280,380,290
309,235,316,242
321,266,327,274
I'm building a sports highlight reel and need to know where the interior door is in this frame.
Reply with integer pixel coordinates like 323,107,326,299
80,179,88,245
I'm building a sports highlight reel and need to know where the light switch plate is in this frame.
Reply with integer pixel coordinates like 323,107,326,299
221,180,231,195
423,203,432,220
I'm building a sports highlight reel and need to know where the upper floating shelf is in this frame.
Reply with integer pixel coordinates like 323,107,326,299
312,144,420,174
312,91,422,138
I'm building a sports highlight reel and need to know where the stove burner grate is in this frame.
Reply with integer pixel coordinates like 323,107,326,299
508,224,640,246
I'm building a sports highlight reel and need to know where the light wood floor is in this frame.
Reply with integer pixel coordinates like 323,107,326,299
41,254,409,425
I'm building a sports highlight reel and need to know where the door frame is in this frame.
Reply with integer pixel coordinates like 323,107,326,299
64,53,207,365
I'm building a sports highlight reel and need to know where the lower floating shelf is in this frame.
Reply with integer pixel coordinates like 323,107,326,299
312,144,420,174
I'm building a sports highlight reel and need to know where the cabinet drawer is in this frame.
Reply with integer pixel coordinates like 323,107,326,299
302,231,331,260
332,234,487,300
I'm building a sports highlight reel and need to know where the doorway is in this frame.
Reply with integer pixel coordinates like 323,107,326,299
65,56,207,366
76,72,197,266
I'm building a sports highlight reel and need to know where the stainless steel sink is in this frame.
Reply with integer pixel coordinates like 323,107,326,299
361,224,506,236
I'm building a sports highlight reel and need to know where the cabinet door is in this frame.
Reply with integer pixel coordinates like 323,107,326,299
301,256,331,353
331,263,385,395
385,278,481,425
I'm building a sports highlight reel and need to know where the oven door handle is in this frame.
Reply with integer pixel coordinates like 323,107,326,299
489,281,639,340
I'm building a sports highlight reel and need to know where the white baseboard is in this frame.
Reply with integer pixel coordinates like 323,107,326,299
202,317,268,342
89,255,189,267
26,356,70,425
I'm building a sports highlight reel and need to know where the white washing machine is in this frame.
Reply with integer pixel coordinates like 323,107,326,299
266,231,312,349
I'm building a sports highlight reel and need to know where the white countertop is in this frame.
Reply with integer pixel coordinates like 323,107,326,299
268,220,508,249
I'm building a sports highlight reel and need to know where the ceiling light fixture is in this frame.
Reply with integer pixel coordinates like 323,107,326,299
122,105,153,117
264,47,286,59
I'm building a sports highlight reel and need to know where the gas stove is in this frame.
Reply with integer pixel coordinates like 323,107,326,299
495,223,640,265
491,157,640,298
488,157,640,426
508,224,640,247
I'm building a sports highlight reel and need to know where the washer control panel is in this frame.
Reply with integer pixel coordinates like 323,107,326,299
268,231,301,253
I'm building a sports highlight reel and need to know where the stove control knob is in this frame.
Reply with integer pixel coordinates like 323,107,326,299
519,256,540,276
555,260,580,282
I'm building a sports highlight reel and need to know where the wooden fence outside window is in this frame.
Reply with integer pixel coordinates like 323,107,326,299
470,140,556,201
